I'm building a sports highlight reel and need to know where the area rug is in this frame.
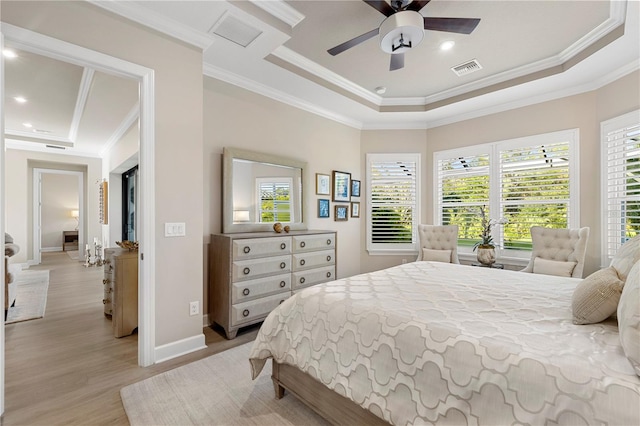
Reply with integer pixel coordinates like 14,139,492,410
120,342,328,425
66,250,81,260
5,270,50,324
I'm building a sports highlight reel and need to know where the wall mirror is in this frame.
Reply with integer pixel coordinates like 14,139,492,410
223,147,307,233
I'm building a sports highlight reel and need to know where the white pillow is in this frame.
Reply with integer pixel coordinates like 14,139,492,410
533,257,577,277
572,266,624,324
618,260,640,377
610,235,640,281
422,248,451,263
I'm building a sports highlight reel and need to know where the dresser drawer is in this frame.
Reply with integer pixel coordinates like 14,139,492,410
232,255,291,282
292,233,335,253
292,249,335,271
231,292,290,326
232,274,291,303
292,265,336,290
232,237,291,260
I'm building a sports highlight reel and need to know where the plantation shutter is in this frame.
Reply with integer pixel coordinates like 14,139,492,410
257,179,292,223
367,153,420,252
436,153,490,245
603,114,640,259
499,141,571,248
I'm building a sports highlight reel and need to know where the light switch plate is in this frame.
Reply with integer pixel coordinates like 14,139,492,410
165,222,186,237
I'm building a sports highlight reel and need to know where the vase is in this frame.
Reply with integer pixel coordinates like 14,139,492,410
476,246,496,266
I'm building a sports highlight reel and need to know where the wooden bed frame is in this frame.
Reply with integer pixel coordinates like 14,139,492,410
271,360,389,425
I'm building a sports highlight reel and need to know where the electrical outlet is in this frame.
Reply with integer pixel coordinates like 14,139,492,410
189,301,199,316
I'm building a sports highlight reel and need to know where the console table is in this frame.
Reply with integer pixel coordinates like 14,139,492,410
62,230,78,251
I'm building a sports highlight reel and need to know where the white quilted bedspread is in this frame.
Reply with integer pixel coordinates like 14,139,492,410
249,261,640,425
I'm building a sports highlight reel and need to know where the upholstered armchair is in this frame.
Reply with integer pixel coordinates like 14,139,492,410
521,226,590,278
416,224,460,263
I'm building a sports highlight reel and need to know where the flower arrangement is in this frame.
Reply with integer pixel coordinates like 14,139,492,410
473,206,508,251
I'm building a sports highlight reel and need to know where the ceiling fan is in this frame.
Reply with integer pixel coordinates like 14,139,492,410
327,0,480,71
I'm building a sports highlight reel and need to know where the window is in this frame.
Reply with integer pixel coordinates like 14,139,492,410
601,110,640,262
256,178,293,223
435,129,579,256
366,153,420,254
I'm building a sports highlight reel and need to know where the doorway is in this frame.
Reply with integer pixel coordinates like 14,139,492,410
122,165,138,242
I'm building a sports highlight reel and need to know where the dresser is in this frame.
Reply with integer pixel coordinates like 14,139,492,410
209,230,337,339
103,248,139,338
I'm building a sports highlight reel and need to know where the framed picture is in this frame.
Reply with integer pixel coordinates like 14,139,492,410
335,205,348,221
332,170,351,202
351,201,360,218
316,173,330,195
351,180,361,197
318,199,330,218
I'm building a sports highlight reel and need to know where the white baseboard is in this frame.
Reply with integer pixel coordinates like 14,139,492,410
41,247,62,252
154,333,207,364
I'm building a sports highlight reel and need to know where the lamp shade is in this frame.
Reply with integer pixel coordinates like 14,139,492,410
71,210,79,218
233,210,250,222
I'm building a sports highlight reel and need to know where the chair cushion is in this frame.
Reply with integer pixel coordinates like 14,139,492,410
532,257,577,277
421,248,451,263
610,234,640,281
572,266,624,324
618,260,640,376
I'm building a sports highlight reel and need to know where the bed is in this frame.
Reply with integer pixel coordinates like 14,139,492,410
249,261,640,425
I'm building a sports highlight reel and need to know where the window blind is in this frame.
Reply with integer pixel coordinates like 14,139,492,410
500,141,571,248
603,119,640,258
258,180,292,223
367,154,419,252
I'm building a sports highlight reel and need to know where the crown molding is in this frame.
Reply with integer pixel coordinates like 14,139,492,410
4,129,73,146
249,0,305,28
88,0,213,50
99,103,140,158
203,63,363,129
5,140,101,158
69,68,95,142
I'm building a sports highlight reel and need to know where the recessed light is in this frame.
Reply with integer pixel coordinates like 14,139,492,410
14,96,27,103
440,41,455,51
23,122,32,128
375,86,387,95
3,49,18,59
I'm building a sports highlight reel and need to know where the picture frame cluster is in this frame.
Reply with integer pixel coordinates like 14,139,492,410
316,171,360,221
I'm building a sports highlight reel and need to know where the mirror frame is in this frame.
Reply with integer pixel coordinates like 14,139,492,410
222,147,308,233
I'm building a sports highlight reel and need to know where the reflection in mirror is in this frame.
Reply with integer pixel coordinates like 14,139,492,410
223,148,307,233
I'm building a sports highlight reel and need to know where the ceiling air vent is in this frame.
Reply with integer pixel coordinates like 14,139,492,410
209,14,262,48
45,145,65,150
451,59,482,77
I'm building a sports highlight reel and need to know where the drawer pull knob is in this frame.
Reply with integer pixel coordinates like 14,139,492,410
243,267,251,275
243,246,250,254
280,262,286,269
242,309,250,317
280,243,286,250
102,298,110,304
104,259,111,264
326,272,332,278
327,239,332,245
279,300,285,305
300,259,306,266
102,279,109,285
327,255,332,262
300,277,305,284
300,241,306,248
242,288,250,296
280,281,286,288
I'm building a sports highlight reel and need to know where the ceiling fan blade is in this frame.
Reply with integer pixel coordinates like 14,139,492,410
405,0,431,12
390,53,404,71
363,0,396,17
423,17,481,34
327,28,379,56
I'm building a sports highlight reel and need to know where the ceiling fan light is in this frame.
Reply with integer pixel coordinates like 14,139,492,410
379,11,424,54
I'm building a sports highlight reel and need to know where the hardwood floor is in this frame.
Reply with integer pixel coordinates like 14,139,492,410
2,252,259,425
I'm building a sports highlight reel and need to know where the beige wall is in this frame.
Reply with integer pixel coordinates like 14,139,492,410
425,70,640,276
2,1,204,347
41,173,79,249
359,129,428,273
5,149,100,264
202,77,362,316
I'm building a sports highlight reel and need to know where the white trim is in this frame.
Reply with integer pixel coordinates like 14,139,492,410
69,68,94,142
2,24,156,369
41,247,63,253
1,31,6,416
4,128,73,145
249,0,305,28
4,139,101,158
154,334,207,364
98,103,139,158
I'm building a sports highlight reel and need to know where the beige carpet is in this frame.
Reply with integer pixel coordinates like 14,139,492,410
121,342,328,426
5,270,50,324
66,250,81,261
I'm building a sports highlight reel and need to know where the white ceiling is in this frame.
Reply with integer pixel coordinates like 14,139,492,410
3,0,639,156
